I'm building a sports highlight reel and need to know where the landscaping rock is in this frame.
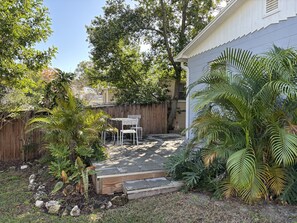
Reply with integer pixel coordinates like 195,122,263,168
111,195,128,206
62,184,74,196
35,200,44,208
20,165,28,170
45,200,61,215
29,174,36,184
34,191,47,200
37,184,46,191
106,201,112,209
28,182,38,191
70,205,80,217
62,209,69,217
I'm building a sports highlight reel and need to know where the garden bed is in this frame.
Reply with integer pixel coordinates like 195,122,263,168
0,161,297,222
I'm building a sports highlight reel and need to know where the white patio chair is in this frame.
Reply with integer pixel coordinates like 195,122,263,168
127,115,143,139
120,118,139,145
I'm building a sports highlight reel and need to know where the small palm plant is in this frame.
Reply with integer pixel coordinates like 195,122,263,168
27,85,109,176
190,46,297,203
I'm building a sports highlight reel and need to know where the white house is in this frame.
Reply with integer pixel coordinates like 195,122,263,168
175,0,297,138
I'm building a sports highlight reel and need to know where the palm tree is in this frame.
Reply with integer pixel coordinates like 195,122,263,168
27,86,109,165
190,46,297,203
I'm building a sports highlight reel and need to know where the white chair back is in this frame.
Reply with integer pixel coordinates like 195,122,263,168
127,115,141,125
122,118,138,129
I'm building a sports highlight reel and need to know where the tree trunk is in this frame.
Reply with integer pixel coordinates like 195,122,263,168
168,77,181,130
159,0,183,131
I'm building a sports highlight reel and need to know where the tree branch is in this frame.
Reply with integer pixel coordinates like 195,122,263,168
179,0,189,50
142,26,164,36
159,0,179,73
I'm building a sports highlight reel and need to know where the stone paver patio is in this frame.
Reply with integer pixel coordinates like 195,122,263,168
93,134,186,176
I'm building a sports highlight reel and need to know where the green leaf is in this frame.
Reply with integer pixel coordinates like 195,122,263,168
238,164,267,203
268,126,297,166
267,165,286,196
227,148,255,187
280,166,297,204
51,181,64,195
75,157,85,169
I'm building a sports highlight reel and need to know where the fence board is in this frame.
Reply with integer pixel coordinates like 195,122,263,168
96,103,168,135
0,112,43,162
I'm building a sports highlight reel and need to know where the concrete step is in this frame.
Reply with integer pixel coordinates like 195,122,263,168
123,177,184,200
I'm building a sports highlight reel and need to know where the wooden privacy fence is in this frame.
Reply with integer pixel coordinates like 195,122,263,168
0,112,43,162
95,103,168,136
0,103,168,162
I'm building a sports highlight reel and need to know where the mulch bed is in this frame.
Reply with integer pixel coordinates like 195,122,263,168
0,160,24,171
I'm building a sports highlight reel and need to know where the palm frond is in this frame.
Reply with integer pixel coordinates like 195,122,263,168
265,45,297,82
213,48,266,84
201,145,233,167
280,166,297,204
268,125,297,166
227,148,256,187
267,165,286,196
238,163,268,203
218,177,237,199
192,83,250,118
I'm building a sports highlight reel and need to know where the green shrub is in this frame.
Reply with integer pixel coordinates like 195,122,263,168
165,148,190,180
91,139,108,161
166,149,225,191
27,85,109,179
49,158,72,179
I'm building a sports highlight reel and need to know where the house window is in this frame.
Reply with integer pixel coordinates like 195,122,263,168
178,83,186,100
266,0,278,14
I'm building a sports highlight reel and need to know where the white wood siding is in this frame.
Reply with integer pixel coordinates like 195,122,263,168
186,15,297,139
186,0,297,59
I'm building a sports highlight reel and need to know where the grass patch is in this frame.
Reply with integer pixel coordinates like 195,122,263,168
0,170,92,223
0,170,296,223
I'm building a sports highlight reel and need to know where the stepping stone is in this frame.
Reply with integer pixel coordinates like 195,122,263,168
124,179,150,191
123,177,183,200
147,177,170,187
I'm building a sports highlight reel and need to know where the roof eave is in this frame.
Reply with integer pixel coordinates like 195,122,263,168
174,56,188,62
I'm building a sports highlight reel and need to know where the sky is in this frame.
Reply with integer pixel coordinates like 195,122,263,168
37,0,106,73
37,0,226,73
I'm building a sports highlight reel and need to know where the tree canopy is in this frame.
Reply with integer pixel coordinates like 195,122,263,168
84,40,169,104
87,0,217,129
0,0,56,89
